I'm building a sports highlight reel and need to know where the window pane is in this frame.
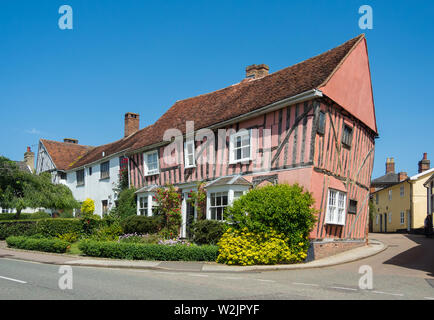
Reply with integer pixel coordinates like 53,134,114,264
211,208,216,220
242,146,250,159
211,194,215,206
216,195,221,206
222,194,228,206
236,148,242,160
236,136,241,148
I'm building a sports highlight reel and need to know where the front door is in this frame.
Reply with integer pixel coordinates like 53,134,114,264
384,213,387,233
379,215,383,233
181,190,196,239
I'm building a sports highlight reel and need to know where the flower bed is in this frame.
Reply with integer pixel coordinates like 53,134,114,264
78,240,218,261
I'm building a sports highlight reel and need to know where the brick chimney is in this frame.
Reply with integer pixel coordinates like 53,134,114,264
24,146,35,172
246,64,269,79
398,172,408,182
386,157,395,174
125,112,140,137
418,153,430,173
64,138,78,144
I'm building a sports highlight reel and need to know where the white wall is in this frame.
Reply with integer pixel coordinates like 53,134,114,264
66,157,120,217
36,142,56,175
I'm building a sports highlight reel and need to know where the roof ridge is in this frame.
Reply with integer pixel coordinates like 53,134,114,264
170,34,364,105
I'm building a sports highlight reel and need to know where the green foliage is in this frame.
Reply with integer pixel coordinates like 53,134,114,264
108,188,137,220
89,223,123,242
191,220,226,245
0,218,104,240
78,240,219,261
187,182,207,220
154,185,182,237
0,220,38,240
217,228,308,265
35,219,84,237
0,157,79,219
58,211,74,219
118,233,161,244
120,215,164,235
225,184,316,251
6,236,70,253
57,232,79,243
81,198,95,216
0,212,50,221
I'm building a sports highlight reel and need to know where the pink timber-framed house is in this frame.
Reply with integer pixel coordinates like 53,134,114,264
125,34,378,259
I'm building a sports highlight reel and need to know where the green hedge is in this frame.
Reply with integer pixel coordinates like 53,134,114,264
191,220,226,245
0,218,103,240
6,236,70,253
0,220,38,239
0,212,51,221
120,215,163,235
78,240,219,261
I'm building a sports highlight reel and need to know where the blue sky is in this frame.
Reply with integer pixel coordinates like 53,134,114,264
0,0,433,178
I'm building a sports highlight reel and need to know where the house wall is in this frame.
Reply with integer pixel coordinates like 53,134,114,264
372,182,410,232
411,173,433,230
309,101,375,240
36,142,56,175
66,157,120,216
371,171,432,233
129,98,376,244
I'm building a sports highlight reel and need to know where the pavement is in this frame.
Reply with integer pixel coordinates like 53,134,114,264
0,238,387,272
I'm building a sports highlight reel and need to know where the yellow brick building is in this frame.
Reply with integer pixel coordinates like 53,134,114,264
371,154,433,233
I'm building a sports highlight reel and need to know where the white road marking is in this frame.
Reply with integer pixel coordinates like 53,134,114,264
0,275,27,284
330,286,358,291
371,290,404,297
424,297,434,300
255,279,275,283
188,274,209,278
220,276,243,280
293,282,319,287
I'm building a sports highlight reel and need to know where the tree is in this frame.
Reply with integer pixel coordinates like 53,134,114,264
0,156,79,219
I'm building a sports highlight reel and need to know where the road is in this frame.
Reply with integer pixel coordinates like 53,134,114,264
0,233,433,300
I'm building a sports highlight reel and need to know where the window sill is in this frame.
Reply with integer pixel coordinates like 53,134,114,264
144,171,160,177
76,183,85,187
184,165,196,170
325,222,345,226
229,158,252,165
100,177,110,181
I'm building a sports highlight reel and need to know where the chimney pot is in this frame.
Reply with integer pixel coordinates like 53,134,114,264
245,64,269,79
24,146,35,172
124,112,140,137
398,172,408,182
385,157,395,174
418,153,430,173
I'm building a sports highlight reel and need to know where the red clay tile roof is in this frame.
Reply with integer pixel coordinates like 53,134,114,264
128,34,365,152
47,34,368,171
40,139,94,171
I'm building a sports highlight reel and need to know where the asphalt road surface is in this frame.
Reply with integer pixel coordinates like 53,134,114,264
0,233,433,300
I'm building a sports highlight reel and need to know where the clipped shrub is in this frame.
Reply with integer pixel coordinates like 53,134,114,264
120,215,163,235
217,228,307,266
191,220,226,245
36,219,83,237
0,220,38,239
29,211,52,219
226,183,316,251
118,233,160,244
0,212,49,221
58,211,74,219
89,223,123,242
57,232,79,243
6,236,70,253
78,240,218,261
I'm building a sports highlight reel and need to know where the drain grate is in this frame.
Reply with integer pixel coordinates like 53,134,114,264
426,279,434,288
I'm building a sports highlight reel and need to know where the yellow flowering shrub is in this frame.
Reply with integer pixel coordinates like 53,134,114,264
81,198,95,216
217,228,308,266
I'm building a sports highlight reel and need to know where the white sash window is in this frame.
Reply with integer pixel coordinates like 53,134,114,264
325,189,347,226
